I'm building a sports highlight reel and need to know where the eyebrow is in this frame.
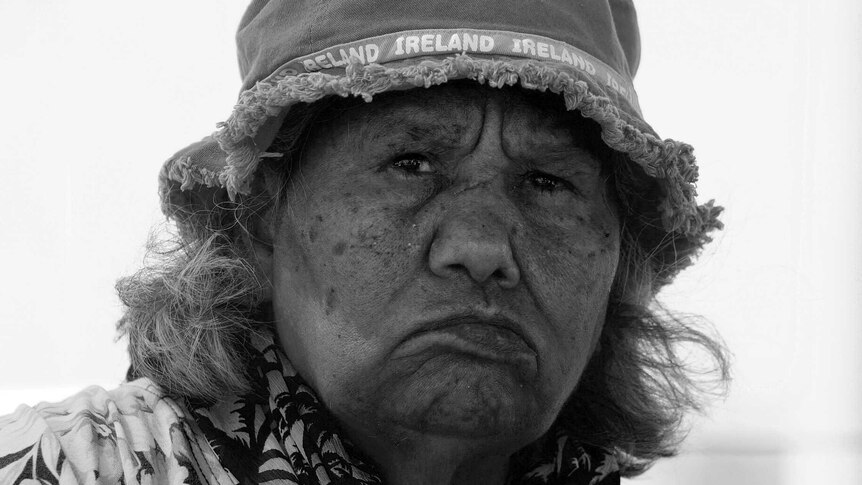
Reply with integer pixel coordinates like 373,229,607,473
361,101,473,146
520,149,604,175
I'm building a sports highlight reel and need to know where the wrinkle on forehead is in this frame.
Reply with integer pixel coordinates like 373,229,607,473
500,93,601,156
358,88,485,147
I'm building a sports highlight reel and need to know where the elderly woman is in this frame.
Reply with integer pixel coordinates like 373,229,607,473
0,1,728,484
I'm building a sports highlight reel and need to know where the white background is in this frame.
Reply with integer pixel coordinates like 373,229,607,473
0,1,860,484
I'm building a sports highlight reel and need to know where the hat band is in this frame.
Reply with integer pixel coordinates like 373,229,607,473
262,28,639,111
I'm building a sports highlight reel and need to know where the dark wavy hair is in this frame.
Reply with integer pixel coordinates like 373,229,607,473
117,85,729,477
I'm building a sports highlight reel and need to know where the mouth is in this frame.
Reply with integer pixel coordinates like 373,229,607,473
395,312,538,366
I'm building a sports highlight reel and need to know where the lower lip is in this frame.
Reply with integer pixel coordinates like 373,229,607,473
398,324,537,368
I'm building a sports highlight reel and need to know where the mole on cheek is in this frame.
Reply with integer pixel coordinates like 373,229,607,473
325,287,337,313
307,214,324,243
332,240,347,256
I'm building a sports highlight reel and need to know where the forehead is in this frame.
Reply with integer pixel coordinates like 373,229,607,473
318,82,606,153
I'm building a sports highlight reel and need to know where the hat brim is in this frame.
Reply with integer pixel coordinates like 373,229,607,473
160,54,720,241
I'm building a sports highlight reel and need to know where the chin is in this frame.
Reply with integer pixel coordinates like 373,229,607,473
382,355,557,443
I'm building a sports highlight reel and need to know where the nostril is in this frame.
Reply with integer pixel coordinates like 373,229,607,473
492,265,520,289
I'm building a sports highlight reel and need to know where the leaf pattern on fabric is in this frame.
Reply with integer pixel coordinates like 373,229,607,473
0,440,62,485
0,383,210,485
187,336,382,485
509,429,620,485
0,331,620,485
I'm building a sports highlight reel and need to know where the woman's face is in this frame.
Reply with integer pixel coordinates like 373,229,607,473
265,84,620,449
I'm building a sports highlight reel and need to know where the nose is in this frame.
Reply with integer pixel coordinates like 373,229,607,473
428,208,521,289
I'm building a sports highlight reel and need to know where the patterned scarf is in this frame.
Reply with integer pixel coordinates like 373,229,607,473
187,333,620,485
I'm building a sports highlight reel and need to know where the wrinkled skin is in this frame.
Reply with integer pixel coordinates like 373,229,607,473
255,83,620,485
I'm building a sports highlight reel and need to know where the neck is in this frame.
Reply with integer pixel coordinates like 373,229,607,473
377,438,510,485
344,423,515,485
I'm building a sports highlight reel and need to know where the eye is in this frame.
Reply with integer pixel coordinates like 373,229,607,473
390,154,435,175
524,170,574,193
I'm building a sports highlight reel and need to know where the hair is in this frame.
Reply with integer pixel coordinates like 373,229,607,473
117,84,729,477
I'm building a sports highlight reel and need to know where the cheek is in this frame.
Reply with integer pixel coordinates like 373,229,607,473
520,210,620,342
272,194,422,393
285,195,419,334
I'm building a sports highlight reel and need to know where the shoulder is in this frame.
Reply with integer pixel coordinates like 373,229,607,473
0,380,225,485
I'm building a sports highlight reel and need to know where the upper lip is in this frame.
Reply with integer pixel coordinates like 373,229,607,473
408,310,536,354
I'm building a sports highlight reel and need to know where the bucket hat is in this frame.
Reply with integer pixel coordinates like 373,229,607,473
159,0,722,284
